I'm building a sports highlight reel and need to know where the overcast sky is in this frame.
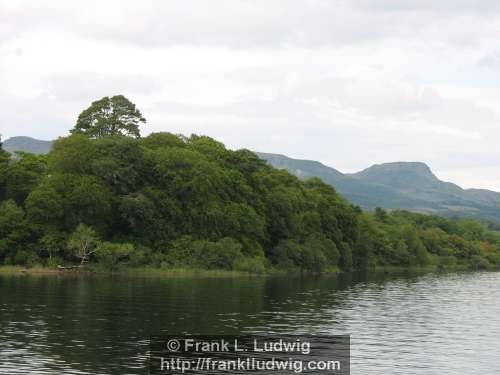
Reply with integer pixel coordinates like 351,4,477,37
1,1,500,190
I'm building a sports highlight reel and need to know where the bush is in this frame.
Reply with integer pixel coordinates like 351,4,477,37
485,252,500,267
392,240,413,266
233,256,267,274
96,242,134,270
167,237,243,270
299,245,327,272
151,252,169,268
270,240,302,270
339,242,353,270
203,238,243,270
470,255,491,270
128,246,153,267
26,253,42,268
438,255,457,267
46,256,64,269
306,235,339,269
270,236,336,272
437,247,455,257
12,250,29,265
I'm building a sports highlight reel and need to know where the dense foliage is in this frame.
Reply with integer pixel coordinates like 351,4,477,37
1,132,499,272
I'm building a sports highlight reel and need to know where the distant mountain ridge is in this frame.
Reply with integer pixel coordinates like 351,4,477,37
4,136,500,222
257,153,500,223
3,136,53,155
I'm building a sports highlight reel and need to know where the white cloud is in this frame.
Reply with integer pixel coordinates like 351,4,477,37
1,0,500,190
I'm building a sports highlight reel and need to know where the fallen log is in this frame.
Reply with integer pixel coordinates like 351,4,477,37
57,265,82,270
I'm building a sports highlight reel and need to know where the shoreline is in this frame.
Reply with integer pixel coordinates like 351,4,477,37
0,265,268,277
0,263,489,278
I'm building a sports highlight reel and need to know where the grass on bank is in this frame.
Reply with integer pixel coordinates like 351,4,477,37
0,265,271,277
0,261,496,278
0,265,61,275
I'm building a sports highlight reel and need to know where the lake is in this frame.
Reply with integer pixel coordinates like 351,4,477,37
1,270,499,374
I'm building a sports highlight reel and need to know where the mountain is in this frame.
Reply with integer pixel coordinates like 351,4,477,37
3,136,54,155
257,153,500,223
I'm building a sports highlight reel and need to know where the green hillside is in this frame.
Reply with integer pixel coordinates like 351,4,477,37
258,153,500,223
3,136,54,155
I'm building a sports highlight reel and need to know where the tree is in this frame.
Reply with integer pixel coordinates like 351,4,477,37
71,95,145,138
3,152,47,204
0,135,10,200
375,207,388,222
67,224,100,265
96,242,134,270
0,134,8,156
0,200,29,263
39,230,66,264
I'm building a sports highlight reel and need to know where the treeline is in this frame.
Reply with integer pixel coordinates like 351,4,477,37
0,96,499,273
1,134,499,272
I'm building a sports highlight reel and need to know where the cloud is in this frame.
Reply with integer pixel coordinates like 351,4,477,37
46,72,162,101
1,0,500,190
3,0,500,49
353,0,500,13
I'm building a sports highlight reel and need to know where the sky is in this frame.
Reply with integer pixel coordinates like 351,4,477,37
1,0,500,190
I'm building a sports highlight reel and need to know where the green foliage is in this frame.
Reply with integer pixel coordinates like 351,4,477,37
96,242,134,270
261,153,500,224
3,152,46,204
374,207,389,222
233,256,267,274
400,225,430,266
127,246,153,267
269,235,339,272
0,136,10,201
438,255,458,267
470,255,491,270
67,224,100,265
39,230,66,261
71,95,145,138
26,173,112,232
457,219,485,241
0,200,31,263
2,126,500,272
48,134,96,174
339,242,353,270
166,236,244,270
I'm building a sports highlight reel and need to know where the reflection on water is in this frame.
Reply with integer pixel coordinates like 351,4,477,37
1,271,500,374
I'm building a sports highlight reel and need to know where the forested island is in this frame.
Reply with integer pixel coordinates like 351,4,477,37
1,96,500,273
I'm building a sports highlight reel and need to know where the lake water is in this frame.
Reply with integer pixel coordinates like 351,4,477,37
1,271,499,374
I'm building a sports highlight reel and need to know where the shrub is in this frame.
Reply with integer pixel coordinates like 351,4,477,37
46,256,64,269
167,237,243,270
96,242,134,270
299,245,327,272
470,255,491,270
233,256,267,274
12,250,29,265
128,246,153,267
485,252,500,266
438,255,458,267
202,238,243,270
339,242,353,270
270,240,302,270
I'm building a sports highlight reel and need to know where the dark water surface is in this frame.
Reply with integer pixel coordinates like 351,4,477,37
1,271,499,374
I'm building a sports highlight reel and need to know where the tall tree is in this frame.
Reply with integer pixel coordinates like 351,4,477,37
71,95,145,138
